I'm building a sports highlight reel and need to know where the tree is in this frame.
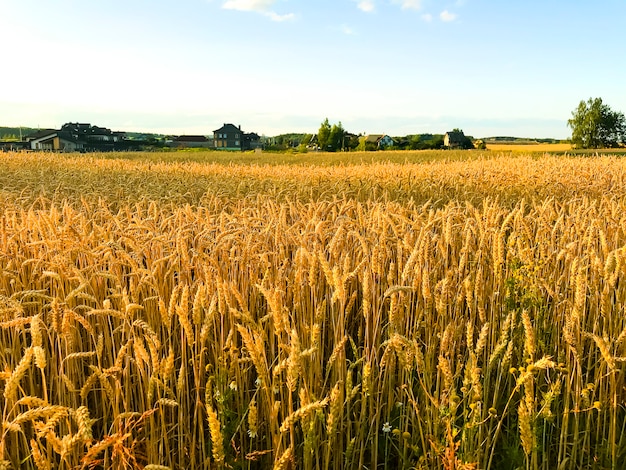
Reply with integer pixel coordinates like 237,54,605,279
344,133,359,151
357,136,377,152
317,119,347,151
474,139,487,150
328,122,345,151
455,128,475,149
568,97,626,148
317,118,331,151
298,134,313,152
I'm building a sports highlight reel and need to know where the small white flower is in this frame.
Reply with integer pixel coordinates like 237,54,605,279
229,381,237,391
247,429,258,438
382,422,392,433
255,377,262,387
395,402,403,409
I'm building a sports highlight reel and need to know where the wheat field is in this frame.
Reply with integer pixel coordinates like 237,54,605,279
1,150,626,469
484,143,572,152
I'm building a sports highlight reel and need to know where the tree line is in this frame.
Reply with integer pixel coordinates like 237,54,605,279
266,120,475,152
0,127,38,141
8,98,622,151
568,98,626,148
274,99,626,152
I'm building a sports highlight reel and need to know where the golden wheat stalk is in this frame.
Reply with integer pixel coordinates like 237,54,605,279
30,439,51,470
273,446,293,470
206,404,225,463
4,347,34,401
279,398,330,433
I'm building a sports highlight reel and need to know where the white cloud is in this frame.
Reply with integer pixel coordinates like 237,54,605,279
267,11,295,21
394,0,423,10
222,0,294,21
421,13,432,22
440,10,457,22
222,0,275,11
356,0,375,12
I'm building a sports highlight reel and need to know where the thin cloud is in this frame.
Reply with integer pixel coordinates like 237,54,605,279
393,0,423,10
440,10,457,22
341,24,357,35
222,0,275,11
421,13,433,22
267,11,295,21
356,0,375,12
222,0,294,21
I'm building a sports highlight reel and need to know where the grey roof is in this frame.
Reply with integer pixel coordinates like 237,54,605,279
214,123,241,133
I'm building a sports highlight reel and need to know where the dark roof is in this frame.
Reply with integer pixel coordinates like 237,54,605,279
24,129,57,140
214,123,241,133
35,131,80,143
175,135,209,142
56,131,80,143
62,122,114,136
445,131,466,142
364,134,384,143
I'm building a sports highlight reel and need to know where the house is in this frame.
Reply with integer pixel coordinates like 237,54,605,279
26,123,127,151
444,129,472,149
171,135,213,149
26,129,84,151
243,132,262,150
213,123,243,150
362,134,395,150
61,122,125,143
213,123,262,151
307,134,320,150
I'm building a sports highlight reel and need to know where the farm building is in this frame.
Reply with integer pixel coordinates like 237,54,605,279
26,123,126,151
444,129,473,149
362,134,395,150
213,124,262,151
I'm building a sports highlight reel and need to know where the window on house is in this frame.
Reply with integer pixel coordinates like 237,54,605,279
235,141,239,146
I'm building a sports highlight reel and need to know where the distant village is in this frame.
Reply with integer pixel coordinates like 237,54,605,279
0,122,264,152
0,121,558,153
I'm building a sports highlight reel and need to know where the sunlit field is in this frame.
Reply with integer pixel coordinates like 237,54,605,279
1,150,626,469
485,143,572,152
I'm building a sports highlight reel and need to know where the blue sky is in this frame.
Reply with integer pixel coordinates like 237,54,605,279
1,0,625,138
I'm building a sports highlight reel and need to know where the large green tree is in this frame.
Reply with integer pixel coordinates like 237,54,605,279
317,119,346,151
568,97,626,148
317,118,331,151
328,122,345,151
